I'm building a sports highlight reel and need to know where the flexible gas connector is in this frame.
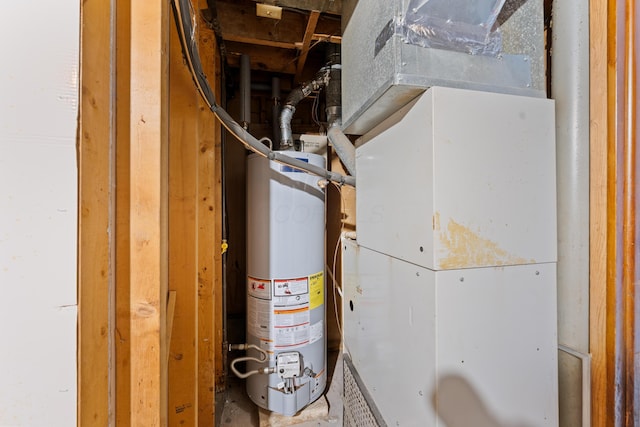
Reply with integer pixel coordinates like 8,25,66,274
229,344,273,379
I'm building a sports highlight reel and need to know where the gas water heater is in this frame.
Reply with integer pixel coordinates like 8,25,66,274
242,150,327,416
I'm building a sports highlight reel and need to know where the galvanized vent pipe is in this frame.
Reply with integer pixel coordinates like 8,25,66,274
279,69,329,149
324,46,356,176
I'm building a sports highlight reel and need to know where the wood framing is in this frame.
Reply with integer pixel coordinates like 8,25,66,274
621,0,637,419
295,11,321,82
226,42,298,74
590,0,639,423
78,0,115,424
167,14,200,424
216,2,340,51
115,1,132,425
128,1,170,425
589,0,608,423
80,0,223,425
197,19,225,413
325,153,355,351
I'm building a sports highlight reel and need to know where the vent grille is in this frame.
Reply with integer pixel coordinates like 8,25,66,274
343,355,386,427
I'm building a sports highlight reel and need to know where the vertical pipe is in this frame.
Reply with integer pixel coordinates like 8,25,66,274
271,76,280,146
551,0,590,424
240,54,251,129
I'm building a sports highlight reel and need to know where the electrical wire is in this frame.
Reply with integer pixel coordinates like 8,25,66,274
311,91,323,130
172,0,355,187
329,180,347,340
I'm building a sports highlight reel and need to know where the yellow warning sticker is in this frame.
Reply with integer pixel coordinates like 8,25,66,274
309,271,324,309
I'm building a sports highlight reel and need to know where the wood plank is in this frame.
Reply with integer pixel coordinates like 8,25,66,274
78,0,114,424
294,34,342,48
129,1,170,425
217,2,302,46
251,0,342,16
224,34,297,50
621,0,637,418
167,9,199,424
295,11,321,82
212,38,225,398
226,42,298,74
166,291,178,365
605,0,626,423
604,0,620,419
196,21,222,422
588,0,608,422
217,2,340,51
115,0,132,425
326,151,355,351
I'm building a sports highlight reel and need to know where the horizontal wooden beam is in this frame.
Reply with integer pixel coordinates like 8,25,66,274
224,34,296,50
217,2,340,52
226,41,298,74
251,0,342,16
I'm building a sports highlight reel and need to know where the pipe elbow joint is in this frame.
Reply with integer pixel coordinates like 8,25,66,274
279,105,296,148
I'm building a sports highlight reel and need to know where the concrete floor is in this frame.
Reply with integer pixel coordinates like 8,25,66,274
217,351,344,427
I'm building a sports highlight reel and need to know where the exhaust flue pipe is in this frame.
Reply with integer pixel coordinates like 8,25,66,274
279,69,330,149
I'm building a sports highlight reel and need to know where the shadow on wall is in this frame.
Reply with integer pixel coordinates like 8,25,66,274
434,375,532,427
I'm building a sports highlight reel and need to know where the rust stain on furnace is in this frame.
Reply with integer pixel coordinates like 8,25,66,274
439,219,531,269
432,212,441,231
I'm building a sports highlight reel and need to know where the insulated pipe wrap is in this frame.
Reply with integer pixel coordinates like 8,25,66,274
279,70,330,148
327,125,356,176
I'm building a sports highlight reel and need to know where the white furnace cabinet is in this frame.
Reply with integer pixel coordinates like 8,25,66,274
343,87,558,426
356,86,557,271
342,240,559,427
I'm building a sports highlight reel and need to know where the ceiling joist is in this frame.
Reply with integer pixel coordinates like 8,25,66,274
251,0,342,15
215,1,341,74
295,10,321,82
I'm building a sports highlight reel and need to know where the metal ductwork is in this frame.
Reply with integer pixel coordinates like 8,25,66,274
278,68,330,149
324,45,356,177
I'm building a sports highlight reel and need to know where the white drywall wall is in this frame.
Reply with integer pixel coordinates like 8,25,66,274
0,2,78,426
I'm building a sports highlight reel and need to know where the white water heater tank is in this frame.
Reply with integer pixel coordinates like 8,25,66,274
245,151,326,416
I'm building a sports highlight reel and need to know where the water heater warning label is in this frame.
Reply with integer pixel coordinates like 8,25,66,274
309,272,324,309
274,304,310,349
248,296,272,342
248,277,271,300
274,277,308,297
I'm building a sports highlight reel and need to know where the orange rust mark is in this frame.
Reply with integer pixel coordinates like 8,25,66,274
438,219,531,269
432,212,441,231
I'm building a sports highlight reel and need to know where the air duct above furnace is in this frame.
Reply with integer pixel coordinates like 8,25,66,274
342,0,546,135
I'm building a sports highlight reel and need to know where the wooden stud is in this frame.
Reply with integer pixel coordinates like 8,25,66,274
621,0,637,419
295,11,321,83
129,0,169,425
78,0,115,424
166,291,178,366
326,152,355,351
115,0,132,425
167,10,200,424
588,0,608,423
196,9,223,421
